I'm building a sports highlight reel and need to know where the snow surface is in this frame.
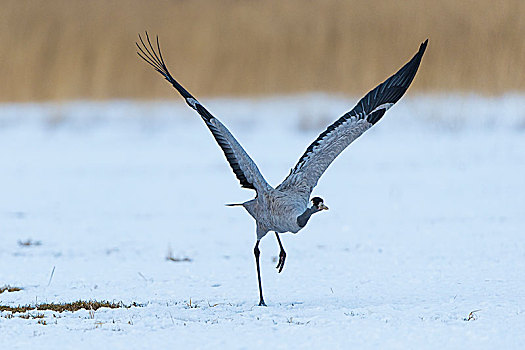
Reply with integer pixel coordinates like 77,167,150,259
1,94,525,349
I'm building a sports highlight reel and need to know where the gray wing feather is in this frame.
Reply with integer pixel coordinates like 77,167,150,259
137,32,271,193
278,40,428,198
277,117,372,196
206,116,272,192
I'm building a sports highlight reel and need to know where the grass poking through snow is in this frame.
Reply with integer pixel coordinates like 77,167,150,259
0,300,142,313
0,286,23,294
17,239,42,247
166,246,192,263
0,300,143,326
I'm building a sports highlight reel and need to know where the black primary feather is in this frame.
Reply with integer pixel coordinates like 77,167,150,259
293,40,428,171
136,32,255,190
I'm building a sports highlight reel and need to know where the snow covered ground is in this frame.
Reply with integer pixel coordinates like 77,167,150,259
1,94,524,349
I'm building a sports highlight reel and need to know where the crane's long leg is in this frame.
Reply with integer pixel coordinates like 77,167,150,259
253,240,266,306
275,232,287,273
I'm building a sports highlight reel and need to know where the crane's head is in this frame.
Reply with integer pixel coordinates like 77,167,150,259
297,197,329,228
311,197,329,211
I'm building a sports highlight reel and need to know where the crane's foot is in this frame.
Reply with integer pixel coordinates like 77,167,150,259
276,249,286,273
258,299,267,307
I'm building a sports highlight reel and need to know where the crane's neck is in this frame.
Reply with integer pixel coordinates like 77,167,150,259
297,206,318,228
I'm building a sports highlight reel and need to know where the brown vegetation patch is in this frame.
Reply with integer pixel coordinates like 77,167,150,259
166,246,192,263
17,239,42,247
0,300,142,314
0,286,23,294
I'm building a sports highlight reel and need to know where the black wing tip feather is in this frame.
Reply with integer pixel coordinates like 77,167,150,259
399,38,428,86
291,40,428,171
136,32,172,83
136,32,196,105
137,32,254,191
136,32,214,122
420,39,429,53
388,39,428,91
365,39,428,125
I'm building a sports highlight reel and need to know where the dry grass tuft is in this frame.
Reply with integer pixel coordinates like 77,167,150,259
185,298,199,309
464,309,482,321
0,0,523,102
166,246,192,263
166,256,192,263
16,313,45,319
0,286,23,294
0,300,142,314
17,239,42,247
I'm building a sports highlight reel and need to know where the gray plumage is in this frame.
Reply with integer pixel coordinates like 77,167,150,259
137,32,427,306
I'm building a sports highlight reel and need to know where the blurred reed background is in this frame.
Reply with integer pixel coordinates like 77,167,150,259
0,0,523,102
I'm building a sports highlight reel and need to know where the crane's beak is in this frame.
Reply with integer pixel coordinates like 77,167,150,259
319,203,329,210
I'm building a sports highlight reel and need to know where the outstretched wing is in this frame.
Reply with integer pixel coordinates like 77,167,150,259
277,40,428,197
136,32,271,193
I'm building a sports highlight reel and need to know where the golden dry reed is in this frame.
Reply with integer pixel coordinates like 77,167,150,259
0,0,523,101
